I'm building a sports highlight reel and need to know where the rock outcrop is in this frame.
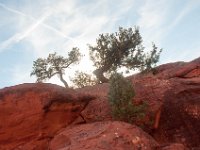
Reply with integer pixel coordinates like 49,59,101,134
151,57,200,148
0,83,94,150
0,57,200,149
76,57,200,148
152,77,200,148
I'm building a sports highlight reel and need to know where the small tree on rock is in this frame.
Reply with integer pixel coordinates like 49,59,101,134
89,27,162,83
31,47,81,88
108,72,147,123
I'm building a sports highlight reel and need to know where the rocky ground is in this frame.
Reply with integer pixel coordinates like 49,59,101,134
0,57,200,150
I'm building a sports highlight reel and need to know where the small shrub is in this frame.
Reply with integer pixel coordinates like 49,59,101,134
71,71,97,88
108,73,147,123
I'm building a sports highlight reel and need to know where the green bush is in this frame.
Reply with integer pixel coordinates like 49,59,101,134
108,73,147,123
70,71,97,88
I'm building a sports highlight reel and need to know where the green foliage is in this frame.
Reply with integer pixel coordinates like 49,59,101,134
138,44,162,72
70,71,97,88
89,27,142,70
89,27,162,83
31,47,81,87
108,73,147,123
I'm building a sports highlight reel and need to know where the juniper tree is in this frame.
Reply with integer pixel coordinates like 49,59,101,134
108,73,147,123
31,47,81,88
89,27,162,83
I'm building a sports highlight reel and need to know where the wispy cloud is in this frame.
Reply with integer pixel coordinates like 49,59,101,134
136,0,199,53
0,13,49,51
137,1,167,29
0,1,76,52
10,65,35,85
0,2,28,17
136,0,169,49
164,1,200,36
0,0,134,54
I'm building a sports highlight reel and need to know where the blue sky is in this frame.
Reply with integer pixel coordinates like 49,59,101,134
0,0,200,88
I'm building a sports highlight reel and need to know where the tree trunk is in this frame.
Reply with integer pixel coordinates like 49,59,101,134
59,72,69,88
93,64,112,83
93,69,109,83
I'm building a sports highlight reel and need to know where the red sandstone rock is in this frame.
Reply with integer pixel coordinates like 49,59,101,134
155,57,200,79
50,121,158,150
1,57,200,149
0,83,94,150
73,83,112,124
152,78,200,148
76,57,200,149
133,58,200,148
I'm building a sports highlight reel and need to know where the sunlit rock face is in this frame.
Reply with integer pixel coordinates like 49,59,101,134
0,83,94,150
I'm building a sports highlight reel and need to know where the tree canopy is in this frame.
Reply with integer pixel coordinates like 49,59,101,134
31,26,162,88
30,47,81,88
89,27,162,83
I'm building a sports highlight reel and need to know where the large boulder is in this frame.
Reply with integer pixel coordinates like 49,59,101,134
153,77,200,148
151,57,200,148
0,83,94,150
49,121,158,150
74,83,112,124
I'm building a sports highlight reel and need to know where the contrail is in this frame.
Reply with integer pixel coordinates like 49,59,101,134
42,23,75,41
0,2,75,51
0,3,28,17
0,2,75,40
0,13,49,51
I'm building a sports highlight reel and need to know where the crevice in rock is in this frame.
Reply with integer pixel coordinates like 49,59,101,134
78,114,87,124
